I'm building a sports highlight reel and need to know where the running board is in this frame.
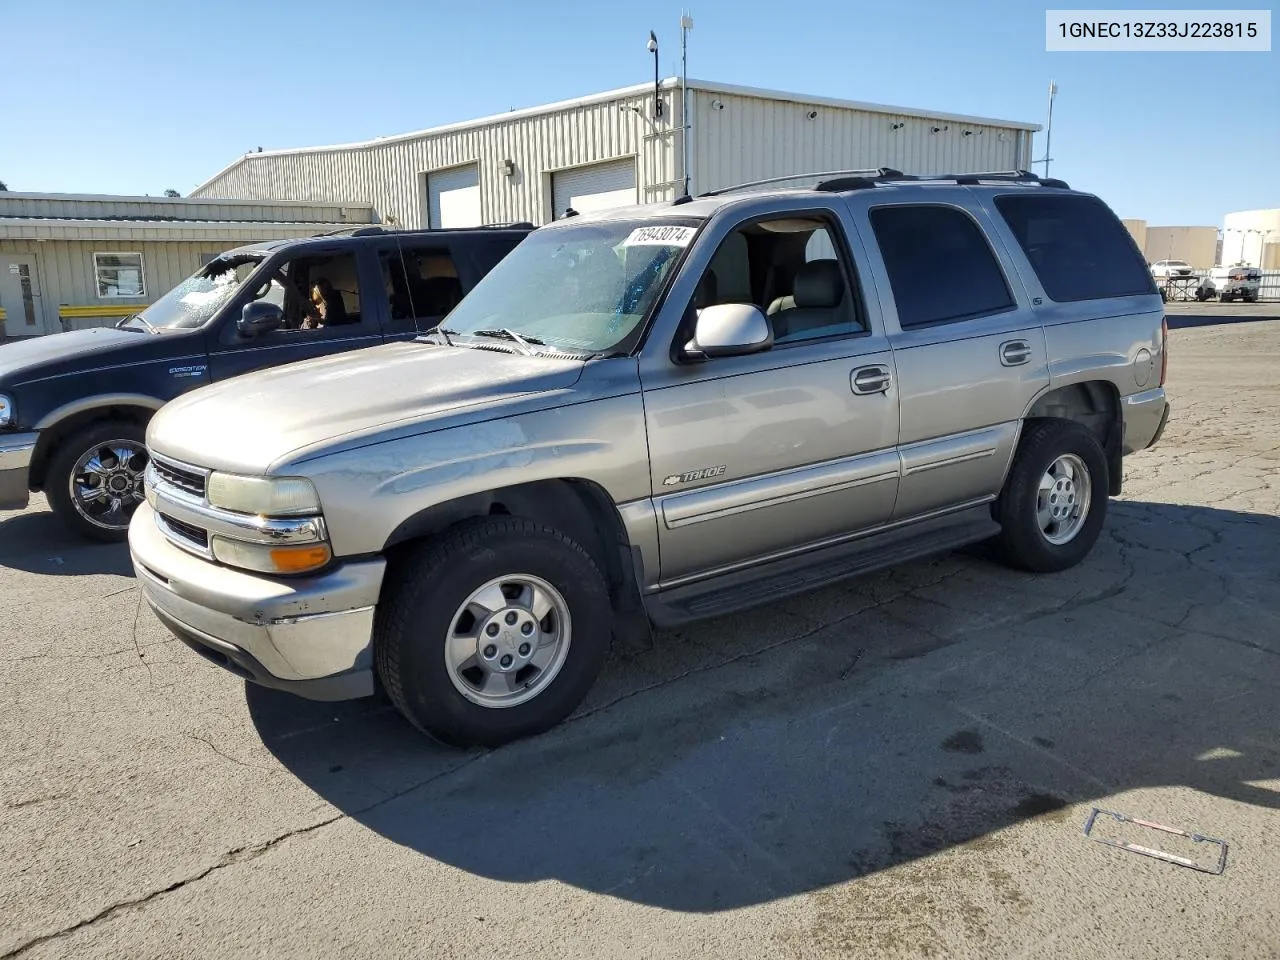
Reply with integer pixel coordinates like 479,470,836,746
644,507,1001,628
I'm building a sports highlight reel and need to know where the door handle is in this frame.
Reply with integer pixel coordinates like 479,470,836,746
851,365,892,395
1000,339,1032,366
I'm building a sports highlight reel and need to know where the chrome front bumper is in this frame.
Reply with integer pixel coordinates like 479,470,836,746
129,502,385,701
0,431,37,511
1121,387,1170,454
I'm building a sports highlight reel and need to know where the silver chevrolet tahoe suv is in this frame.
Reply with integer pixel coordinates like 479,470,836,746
129,169,1171,748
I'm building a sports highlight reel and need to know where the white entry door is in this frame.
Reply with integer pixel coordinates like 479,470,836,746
0,255,44,336
551,159,636,219
425,164,482,228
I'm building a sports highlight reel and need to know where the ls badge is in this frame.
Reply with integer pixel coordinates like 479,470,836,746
663,465,726,486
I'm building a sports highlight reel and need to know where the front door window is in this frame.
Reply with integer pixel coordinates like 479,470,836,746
247,252,363,333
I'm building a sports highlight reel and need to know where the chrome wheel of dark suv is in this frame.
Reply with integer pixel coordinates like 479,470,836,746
46,419,148,543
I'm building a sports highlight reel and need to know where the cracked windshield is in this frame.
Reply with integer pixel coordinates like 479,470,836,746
123,255,264,331
441,219,703,353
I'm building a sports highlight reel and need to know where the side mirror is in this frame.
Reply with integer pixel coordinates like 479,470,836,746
238,300,283,338
682,302,773,361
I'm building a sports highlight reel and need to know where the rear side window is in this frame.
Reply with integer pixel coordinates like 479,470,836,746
994,195,1156,302
869,205,1015,329
380,244,464,328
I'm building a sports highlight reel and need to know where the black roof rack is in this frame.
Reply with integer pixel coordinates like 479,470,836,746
695,167,1071,200
698,168,907,198
310,225,385,238
309,222,534,239
814,169,1072,191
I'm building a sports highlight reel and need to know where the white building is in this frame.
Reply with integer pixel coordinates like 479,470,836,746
190,78,1039,228
1221,209,1280,269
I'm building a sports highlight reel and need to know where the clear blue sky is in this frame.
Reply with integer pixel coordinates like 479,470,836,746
1,0,1274,226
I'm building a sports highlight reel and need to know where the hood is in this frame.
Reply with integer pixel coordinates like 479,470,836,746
146,340,586,474
0,327,159,385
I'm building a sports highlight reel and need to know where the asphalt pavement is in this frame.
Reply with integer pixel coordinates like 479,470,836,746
1,310,1277,959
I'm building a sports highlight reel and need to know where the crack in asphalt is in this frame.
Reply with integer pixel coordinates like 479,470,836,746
128,591,155,689
0,753,487,959
186,733,281,775
0,817,343,960
0,649,136,664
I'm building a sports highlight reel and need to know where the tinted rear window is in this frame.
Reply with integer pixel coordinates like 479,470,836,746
993,195,1156,302
869,204,1015,329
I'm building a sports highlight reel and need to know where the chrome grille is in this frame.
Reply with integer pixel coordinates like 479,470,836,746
151,456,206,498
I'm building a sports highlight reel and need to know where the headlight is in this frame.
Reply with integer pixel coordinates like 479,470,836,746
211,537,332,575
206,472,320,516
0,395,12,428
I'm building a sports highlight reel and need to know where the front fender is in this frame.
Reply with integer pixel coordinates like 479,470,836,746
35,392,165,430
298,393,652,558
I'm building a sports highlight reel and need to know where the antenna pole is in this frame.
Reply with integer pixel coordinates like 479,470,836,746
1036,80,1057,178
680,12,694,197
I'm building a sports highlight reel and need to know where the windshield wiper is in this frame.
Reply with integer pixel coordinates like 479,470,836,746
116,313,155,333
470,328,545,355
423,324,457,346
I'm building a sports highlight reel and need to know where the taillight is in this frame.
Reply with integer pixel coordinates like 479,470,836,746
1159,316,1168,387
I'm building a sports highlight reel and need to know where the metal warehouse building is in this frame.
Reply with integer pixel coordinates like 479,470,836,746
0,194,374,337
191,78,1040,228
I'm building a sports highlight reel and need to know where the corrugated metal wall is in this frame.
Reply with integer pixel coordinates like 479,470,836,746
689,89,1026,194
0,240,221,332
194,89,678,228
192,85,1032,226
0,221,363,243
0,195,373,223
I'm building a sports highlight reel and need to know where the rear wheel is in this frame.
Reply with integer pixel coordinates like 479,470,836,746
994,420,1108,573
45,420,148,543
374,517,613,748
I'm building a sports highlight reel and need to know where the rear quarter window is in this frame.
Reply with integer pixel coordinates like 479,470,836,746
993,194,1156,302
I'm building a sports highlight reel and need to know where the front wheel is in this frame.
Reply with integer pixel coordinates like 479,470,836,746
375,517,613,748
993,420,1109,574
45,420,148,543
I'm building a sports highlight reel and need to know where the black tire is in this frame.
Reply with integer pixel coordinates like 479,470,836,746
374,517,613,748
993,420,1109,574
1245,293,1259,303
45,419,148,543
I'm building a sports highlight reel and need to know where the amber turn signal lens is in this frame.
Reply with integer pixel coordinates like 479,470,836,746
269,544,333,573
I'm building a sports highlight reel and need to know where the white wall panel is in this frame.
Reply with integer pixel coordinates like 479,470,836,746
690,90,1025,196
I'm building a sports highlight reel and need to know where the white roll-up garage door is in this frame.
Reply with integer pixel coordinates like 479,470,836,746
426,164,481,228
551,159,637,218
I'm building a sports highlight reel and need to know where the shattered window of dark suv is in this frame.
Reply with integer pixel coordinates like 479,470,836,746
123,255,264,331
